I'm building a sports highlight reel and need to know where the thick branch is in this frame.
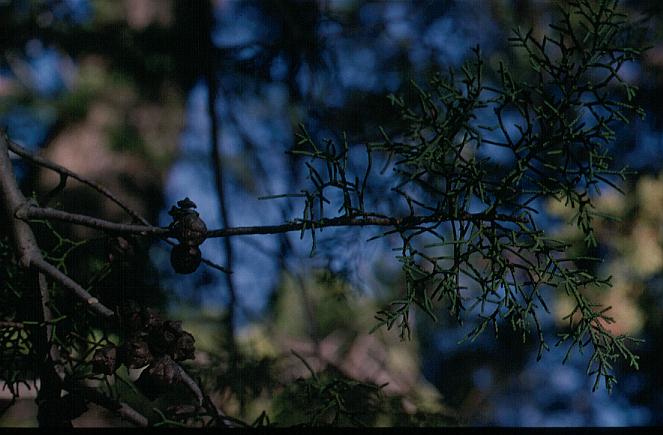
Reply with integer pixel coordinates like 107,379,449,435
0,134,114,318
1,133,83,425
1,139,43,267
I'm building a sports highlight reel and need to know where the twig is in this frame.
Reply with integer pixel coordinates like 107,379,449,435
116,403,150,427
18,205,168,236
174,362,203,406
206,211,525,238
17,201,524,243
7,138,150,225
37,272,66,381
0,321,25,328
62,378,149,427
198,380,246,428
30,257,115,318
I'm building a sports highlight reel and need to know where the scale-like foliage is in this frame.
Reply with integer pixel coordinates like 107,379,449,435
284,0,643,391
0,0,648,428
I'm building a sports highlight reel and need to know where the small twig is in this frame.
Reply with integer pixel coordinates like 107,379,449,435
199,256,231,274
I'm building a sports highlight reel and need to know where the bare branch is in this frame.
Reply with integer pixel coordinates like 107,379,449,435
206,212,525,238
175,363,203,406
116,403,150,427
38,272,66,381
62,378,149,427
30,257,114,317
15,195,524,247
18,205,167,236
7,138,150,225
18,200,523,244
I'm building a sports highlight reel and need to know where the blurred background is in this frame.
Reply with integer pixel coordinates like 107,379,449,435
1,0,662,427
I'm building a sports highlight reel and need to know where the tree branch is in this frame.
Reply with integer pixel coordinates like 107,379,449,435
30,257,115,318
62,378,149,427
1,132,85,425
7,138,150,225
18,205,168,236
6,132,525,260
206,211,525,238
174,362,203,406
16,201,523,242
9,138,231,274
0,133,114,318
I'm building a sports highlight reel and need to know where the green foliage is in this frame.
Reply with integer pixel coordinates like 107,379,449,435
272,360,384,427
283,0,643,391
0,238,35,404
271,351,454,427
0,0,651,428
